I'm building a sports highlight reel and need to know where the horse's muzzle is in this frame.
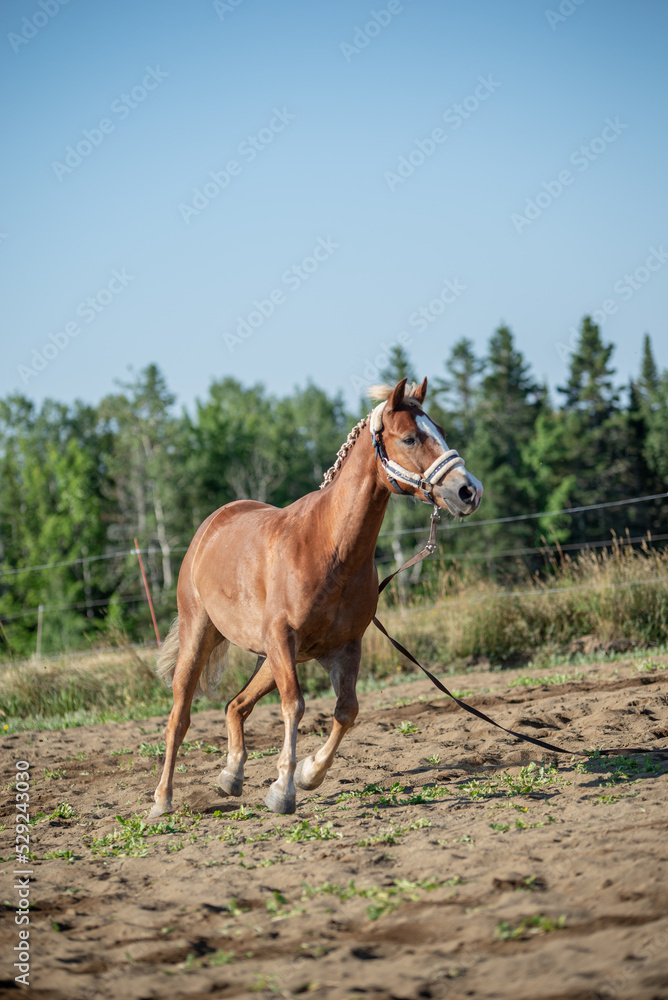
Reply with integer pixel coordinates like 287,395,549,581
434,471,483,517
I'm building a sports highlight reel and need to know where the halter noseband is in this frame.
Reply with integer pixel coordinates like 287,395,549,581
369,400,465,504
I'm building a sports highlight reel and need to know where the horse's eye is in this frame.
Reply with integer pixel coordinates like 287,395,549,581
403,436,416,446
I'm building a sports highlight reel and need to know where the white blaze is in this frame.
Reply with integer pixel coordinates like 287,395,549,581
416,414,450,451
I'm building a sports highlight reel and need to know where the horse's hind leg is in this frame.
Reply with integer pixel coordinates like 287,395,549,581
217,655,276,796
294,639,360,791
149,611,221,820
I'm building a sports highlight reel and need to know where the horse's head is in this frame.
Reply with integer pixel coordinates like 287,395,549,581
369,377,483,517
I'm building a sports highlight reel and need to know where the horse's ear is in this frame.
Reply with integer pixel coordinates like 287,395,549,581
387,378,407,411
414,377,428,405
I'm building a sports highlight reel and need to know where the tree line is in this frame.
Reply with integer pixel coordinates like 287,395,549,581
0,318,666,658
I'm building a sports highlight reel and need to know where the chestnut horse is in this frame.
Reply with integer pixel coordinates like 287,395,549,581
149,378,482,819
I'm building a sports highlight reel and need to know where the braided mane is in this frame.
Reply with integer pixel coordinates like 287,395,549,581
319,415,369,488
319,382,425,489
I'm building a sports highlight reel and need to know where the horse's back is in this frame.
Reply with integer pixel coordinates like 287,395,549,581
190,495,317,558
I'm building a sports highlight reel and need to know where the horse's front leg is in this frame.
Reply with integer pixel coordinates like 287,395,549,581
265,624,304,815
218,656,274,796
295,639,360,791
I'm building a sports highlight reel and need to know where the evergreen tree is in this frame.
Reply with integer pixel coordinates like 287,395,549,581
521,404,576,544
644,370,668,491
626,334,668,538
634,333,668,481
380,345,417,386
556,317,635,541
639,333,659,399
432,338,484,450
464,326,543,553
558,315,618,416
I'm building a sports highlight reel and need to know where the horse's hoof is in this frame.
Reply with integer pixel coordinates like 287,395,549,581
217,770,243,797
265,785,296,815
294,757,326,791
148,800,172,821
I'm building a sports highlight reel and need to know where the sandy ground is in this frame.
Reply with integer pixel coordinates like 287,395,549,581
2,654,668,1000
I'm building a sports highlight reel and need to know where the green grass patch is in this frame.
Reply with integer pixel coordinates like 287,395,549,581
43,849,81,862
357,817,431,846
495,914,566,940
50,802,76,819
508,672,585,688
576,751,667,789
88,812,196,858
247,747,279,759
225,805,261,821
284,819,341,842
458,762,563,800
302,876,444,921
394,720,419,736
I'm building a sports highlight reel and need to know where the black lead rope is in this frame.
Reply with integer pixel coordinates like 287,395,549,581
373,508,664,759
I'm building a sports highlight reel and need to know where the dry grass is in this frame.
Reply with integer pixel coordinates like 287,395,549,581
365,537,668,674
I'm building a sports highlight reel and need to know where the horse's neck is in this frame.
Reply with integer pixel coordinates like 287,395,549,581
319,429,390,569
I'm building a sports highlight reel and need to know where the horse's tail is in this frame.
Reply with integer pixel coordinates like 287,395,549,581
156,617,181,687
156,615,230,700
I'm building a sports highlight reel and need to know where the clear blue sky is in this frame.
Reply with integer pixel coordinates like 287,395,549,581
1,0,666,413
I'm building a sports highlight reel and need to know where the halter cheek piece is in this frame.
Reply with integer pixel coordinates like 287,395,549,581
369,400,466,505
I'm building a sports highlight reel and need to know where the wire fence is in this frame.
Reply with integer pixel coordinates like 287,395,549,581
437,573,668,607
1,491,665,579
1,491,667,659
0,589,178,623
378,491,668,536
2,528,664,625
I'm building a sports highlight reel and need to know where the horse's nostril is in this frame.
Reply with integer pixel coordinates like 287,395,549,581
459,485,474,503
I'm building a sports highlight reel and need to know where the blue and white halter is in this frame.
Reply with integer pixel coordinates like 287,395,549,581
369,400,466,503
